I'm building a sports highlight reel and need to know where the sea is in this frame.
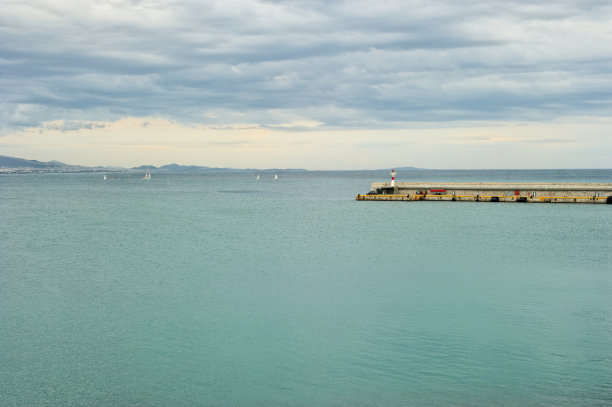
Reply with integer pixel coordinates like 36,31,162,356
1,169,611,406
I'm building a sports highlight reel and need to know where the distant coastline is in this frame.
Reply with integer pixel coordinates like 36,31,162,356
0,155,423,174
0,155,109,174
0,155,312,174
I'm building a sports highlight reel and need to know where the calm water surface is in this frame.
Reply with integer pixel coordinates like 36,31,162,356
1,170,611,406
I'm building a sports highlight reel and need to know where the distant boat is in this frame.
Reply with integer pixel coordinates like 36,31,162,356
104,175,107,180
274,174,278,181
256,174,260,180
142,168,151,180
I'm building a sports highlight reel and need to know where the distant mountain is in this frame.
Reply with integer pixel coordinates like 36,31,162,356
0,155,111,173
0,155,305,173
130,163,307,172
131,163,229,171
131,165,159,171
0,155,66,169
389,166,421,170
159,163,219,171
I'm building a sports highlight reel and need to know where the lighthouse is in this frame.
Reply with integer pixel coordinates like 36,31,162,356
391,169,396,187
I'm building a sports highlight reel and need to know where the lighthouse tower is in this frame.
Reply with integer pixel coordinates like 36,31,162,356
391,169,396,187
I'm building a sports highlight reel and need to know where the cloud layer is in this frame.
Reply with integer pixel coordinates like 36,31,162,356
1,0,611,168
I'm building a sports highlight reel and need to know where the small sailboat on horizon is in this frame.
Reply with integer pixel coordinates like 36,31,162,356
142,168,151,180
274,174,278,181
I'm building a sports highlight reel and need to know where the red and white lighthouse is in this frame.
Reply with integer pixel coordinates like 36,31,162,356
391,169,396,187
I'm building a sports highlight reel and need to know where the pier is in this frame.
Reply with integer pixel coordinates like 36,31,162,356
357,181,612,204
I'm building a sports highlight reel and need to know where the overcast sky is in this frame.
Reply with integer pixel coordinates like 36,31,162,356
1,0,611,169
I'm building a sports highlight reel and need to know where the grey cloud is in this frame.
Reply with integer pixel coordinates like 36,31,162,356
44,120,107,132
1,0,611,132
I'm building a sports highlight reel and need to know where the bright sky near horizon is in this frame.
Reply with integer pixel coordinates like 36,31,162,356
1,0,611,169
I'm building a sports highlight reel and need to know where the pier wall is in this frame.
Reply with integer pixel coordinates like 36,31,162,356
357,182,612,204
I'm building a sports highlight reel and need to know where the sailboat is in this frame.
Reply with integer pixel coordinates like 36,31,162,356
256,174,260,180
142,167,151,180
274,174,278,181
104,175,107,180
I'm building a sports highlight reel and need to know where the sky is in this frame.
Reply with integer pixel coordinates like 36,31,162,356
1,0,611,169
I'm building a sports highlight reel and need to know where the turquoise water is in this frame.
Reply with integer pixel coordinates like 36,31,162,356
1,170,611,406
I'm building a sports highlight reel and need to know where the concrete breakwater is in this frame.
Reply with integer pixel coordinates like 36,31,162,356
356,182,612,204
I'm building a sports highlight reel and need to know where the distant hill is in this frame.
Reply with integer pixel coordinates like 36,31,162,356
389,167,421,170
0,155,306,173
160,163,206,171
131,163,230,171
0,155,66,169
0,155,111,173
130,163,308,172
159,163,220,171
131,165,159,171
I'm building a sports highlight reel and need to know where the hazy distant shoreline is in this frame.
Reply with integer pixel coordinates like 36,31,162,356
0,155,420,174
0,154,308,174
